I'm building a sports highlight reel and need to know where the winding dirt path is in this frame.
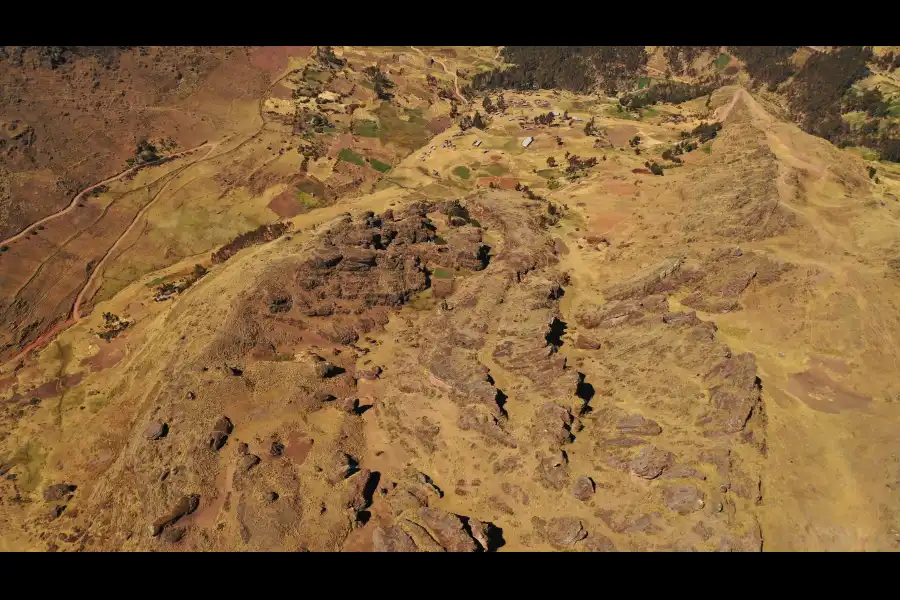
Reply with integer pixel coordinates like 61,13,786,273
3,141,224,369
3,61,303,367
409,46,468,105
73,142,221,319
0,143,214,250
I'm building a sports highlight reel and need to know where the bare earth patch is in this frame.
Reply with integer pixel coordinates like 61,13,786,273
787,369,872,413
268,190,304,218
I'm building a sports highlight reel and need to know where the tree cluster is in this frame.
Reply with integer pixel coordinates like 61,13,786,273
363,66,396,101
533,111,555,126
564,154,598,174
691,121,722,143
644,161,665,176
843,87,890,118
468,46,648,95
481,93,508,114
663,46,718,76
783,46,899,161
316,46,346,70
729,46,799,90
875,51,900,72
458,110,488,131
619,80,718,110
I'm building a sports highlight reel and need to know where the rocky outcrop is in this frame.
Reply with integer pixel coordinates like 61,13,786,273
150,494,200,537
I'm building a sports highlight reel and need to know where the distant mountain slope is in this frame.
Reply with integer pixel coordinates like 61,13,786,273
468,46,900,162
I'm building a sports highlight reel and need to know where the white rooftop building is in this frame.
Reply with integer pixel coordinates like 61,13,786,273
522,137,534,148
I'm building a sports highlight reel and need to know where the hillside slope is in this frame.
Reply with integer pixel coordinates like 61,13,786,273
1,48,899,552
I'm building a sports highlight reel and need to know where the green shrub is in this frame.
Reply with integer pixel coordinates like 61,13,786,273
369,158,392,173
338,148,366,166
453,166,471,179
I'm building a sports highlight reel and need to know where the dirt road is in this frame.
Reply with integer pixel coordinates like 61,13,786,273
2,140,224,369
72,142,221,319
0,143,214,250
409,46,468,105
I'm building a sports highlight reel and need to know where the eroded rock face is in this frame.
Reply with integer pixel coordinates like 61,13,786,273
240,454,261,472
534,403,575,446
663,484,706,515
572,475,595,501
27,182,771,552
344,469,375,513
545,517,587,548
616,414,662,436
325,452,358,484
151,494,200,537
43,483,76,502
373,526,419,552
536,451,571,490
630,445,673,480
418,507,478,552
213,205,490,358
143,422,168,441
208,416,233,451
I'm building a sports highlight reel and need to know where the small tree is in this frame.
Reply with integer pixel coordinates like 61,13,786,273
472,111,487,130
482,95,494,113
547,156,557,167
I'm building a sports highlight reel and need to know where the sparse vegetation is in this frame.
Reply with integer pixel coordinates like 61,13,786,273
352,120,379,137
453,166,471,179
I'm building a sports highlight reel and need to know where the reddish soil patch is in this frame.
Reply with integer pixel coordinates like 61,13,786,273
0,375,16,395
268,190,304,219
270,83,293,100
327,78,356,95
350,86,375,103
589,211,629,235
333,160,368,180
284,432,314,464
489,155,504,162
632,168,652,175
476,177,519,190
7,372,84,404
249,46,312,74
79,337,127,372
607,124,639,147
786,369,871,414
351,136,384,154
427,116,452,135
606,181,638,196
327,133,355,160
